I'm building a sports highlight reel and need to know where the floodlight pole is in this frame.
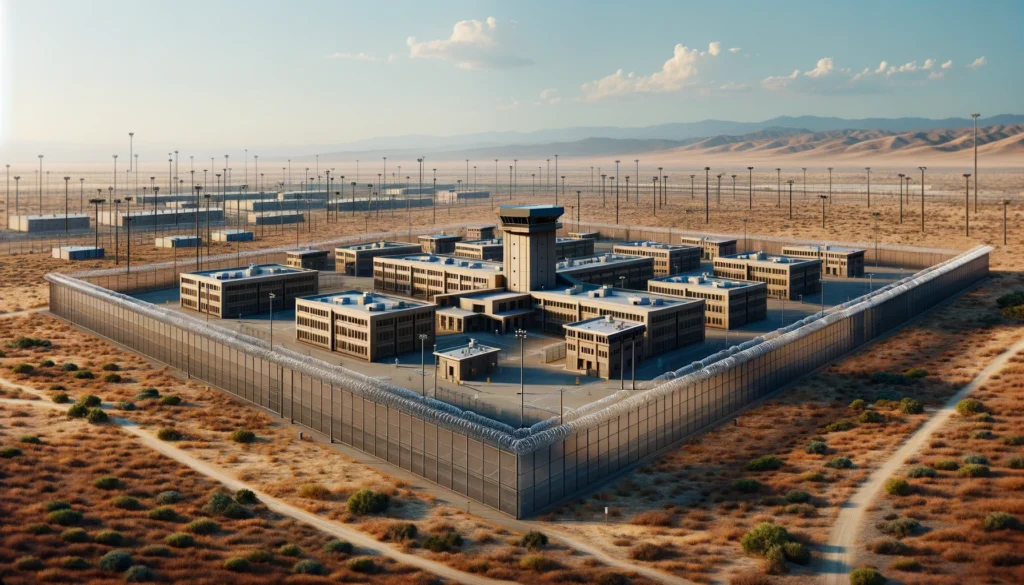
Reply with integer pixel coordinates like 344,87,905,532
419,334,428,398
919,166,926,232
704,167,710,223
872,212,880,266
90,197,105,250
820,195,828,229
747,167,753,209
615,160,620,223
972,113,980,212
515,329,527,427
787,180,793,219
268,293,276,349
194,186,202,270
1002,200,1010,245
963,174,971,236
898,173,905,223
63,176,70,233
775,168,781,207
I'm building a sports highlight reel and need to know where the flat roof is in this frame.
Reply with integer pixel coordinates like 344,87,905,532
56,245,101,252
465,223,495,229
457,290,529,302
186,263,311,281
419,233,462,241
615,240,697,251
114,208,220,217
377,254,504,272
680,235,737,244
651,272,765,291
251,210,302,216
458,238,503,246
287,248,328,256
565,315,645,336
498,204,564,218
781,244,866,254
434,342,501,359
214,229,250,235
299,290,431,314
337,240,421,252
556,253,650,271
14,213,89,220
532,284,702,312
717,251,820,266
437,306,477,318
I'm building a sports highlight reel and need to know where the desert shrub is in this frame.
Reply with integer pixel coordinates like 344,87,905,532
1008,455,1024,469
202,492,250,519
52,392,70,403
884,478,911,496
806,440,828,454
745,455,784,471
11,363,34,375
996,290,1024,309
103,373,122,383
235,489,258,505
803,471,825,482
223,557,251,572
324,539,353,554
963,454,989,465
94,475,120,490
786,503,818,517
383,522,418,542
956,399,984,416
77,394,101,407
73,370,95,379
231,429,256,443
1000,435,1023,446
975,412,995,422
826,456,853,469
906,466,936,479
764,545,786,575
971,429,995,440
61,527,89,541
186,518,219,535
139,545,171,557
423,530,463,552
124,565,155,582
520,555,559,572
278,544,302,557
1,446,24,458
15,556,44,571
39,359,55,368
136,388,160,399
520,530,549,550
98,550,133,572
45,500,71,511
740,522,790,555
849,399,866,410
983,512,1021,531
826,420,856,433
784,541,811,564
48,508,83,525
147,507,179,522
8,336,51,349
858,410,884,424
890,558,922,572
297,483,332,500
871,371,907,385
347,489,390,515
629,510,672,526
292,560,325,575
66,403,88,418
932,459,959,471
904,368,928,379
49,383,65,390
116,401,136,411
164,533,195,548
899,398,924,414
878,517,920,537
101,363,121,371
958,464,990,478
785,490,811,504
28,523,51,534
61,556,90,570
155,491,181,504
874,398,898,409
159,395,181,406
156,428,182,441
61,362,79,371
112,496,141,510
20,434,41,444
629,542,667,561
87,408,108,424
848,567,886,585
245,550,274,563
346,557,376,573
733,478,762,493
868,536,909,557
595,573,629,585
94,530,125,546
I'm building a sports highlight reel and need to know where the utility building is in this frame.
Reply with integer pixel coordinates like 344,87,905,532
680,235,738,260
564,316,646,380
9,214,90,232
781,244,866,278
435,340,501,383
613,240,702,276
464,224,496,240
180,263,318,318
419,233,462,254
713,252,821,300
648,273,768,329
335,241,423,277
286,248,329,270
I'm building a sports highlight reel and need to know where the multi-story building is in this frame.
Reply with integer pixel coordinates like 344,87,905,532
713,252,821,300
373,254,505,299
531,285,705,358
500,205,562,293
555,237,596,259
335,241,423,277
555,254,654,290
453,238,504,261
564,316,646,380
781,244,866,277
612,240,702,277
680,235,738,260
434,289,533,334
294,290,435,362
286,248,329,270
180,263,318,318
648,272,768,329
464,224,496,240
419,233,462,254
434,340,501,383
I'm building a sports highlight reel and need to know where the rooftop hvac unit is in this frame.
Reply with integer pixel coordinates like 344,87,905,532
214,273,227,280
335,296,351,305
652,298,664,306
471,263,481,269
628,296,650,306
443,257,454,265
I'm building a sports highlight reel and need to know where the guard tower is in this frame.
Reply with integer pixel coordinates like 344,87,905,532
499,204,563,293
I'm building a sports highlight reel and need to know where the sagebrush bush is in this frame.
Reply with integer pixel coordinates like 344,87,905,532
885,478,911,496
200,492,250,519
159,395,181,406
93,476,120,490
906,466,936,479
423,530,463,552
77,394,101,407
278,544,302,557
983,512,1020,531
764,544,786,575
1,446,24,458
15,556,44,571
958,464,990,478
45,500,71,511
101,363,121,372
28,523,51,535
103,373,122,383
292,559,325,575
520,530,549,550
849,567,886,585
186,518,219,535
803,471,825,482
39,359,55,368
858,410,885,424
156,427,182,441
963,454,989,465
890,558,922,572
899,398,924,414
932,459,959,471
806,440,828,454
848,399,866,410
297,483,332,500
87,408,108,424
520,555,559,572
124,565,155,582
346,489,389,515
745,455,784,471
740,522,790,555
783,541,810,564
231,429,256,443
147,507,179,522
223,557,251,572
971,429,995,440
324,539,353,554
139,545,171,557
826,420,856,433
98,550,133,572
155,491,181,504
245,550,274,563
61,362,79,371
19,435,41,444
733,478,762,493
52,392,70,403
61,528,89,542
73,370,95,380
956,398,984,416
383,522,418,542
1008,455,1024,469
1000,435,1023,446
7,336,51,349
164,533,195,548
136,388,160,399
785,490,811,504
94,530,125,546
66,403,88,418
346,557,375,573
112,496,141,510
235,488,258,505
826,456,853,469
904,368,928,379
116,401,136,411
61,556,90,570
11,363,34,375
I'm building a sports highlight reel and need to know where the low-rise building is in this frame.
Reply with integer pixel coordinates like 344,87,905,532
434,289,533,334
713,252,822,300
373,254,505,299
335,241,423,277
419,233,462,254
9,213,90,232
566,231,599,240
436,190,490,204
155,235,201,248
99,207,224,228
247,210,303,225
286,248,329,270
453,238,504,261
294,290,435,362
613,240,702,276
52,246,103,260
531,284,705,358
435,340,501,383
180,263,318,318
648,272,768,329
680,235,738,260
780,244,866,277
564,316,646,380
464,224,496,240
555,253,654,290
211,229,254,242
555,236,596,259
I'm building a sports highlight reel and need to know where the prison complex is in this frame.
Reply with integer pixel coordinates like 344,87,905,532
780,244,866,277
648,273,768,329
180,263,318,318
680,235,738,259
373,255,506,298
713,252,822,300
335,241,423,277
564,315,647,380
612,240,701,276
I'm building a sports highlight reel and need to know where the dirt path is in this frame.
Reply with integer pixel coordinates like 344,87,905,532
819,336,1024,584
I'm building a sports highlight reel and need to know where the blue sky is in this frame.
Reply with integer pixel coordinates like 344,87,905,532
1,0,1020,148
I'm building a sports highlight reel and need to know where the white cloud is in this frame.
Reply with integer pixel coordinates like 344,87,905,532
922,58,935,70
538,88,561,105
875,61,888,74
728,47,741,54
407,17,531,70
886,61,918,76
580,43,710,101
929,71,944,80
941,60,953,69
969,56,986,70
762,69,799,90
707,42,721,56
804,57,834,78
329,52,385,62
718,81,749,91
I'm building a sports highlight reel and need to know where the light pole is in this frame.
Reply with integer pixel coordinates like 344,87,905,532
63,176,70,233
820,194,828,229
741,218,749,252
690,174,695,200
963,173,971,236
872,212,880,266
128,133,134,171
13,175,19,219
124,196,133,274
898,173,905,223
775,167,781,207
919,166,926,232
827,167,833,205
1003,200,1011,245
865,167,871,208
89,197,104,250
601,174,606,207
268,293,276,349
786,179,793,219
971,112,980,212
634,159,639,203
703,167,710,223
37,154,43,213
560,176,565,206
802,167,807,200
731,174,737,201
651,178,657,216
716,173,722,205
658,167,664,207
419,333,429,398
194,186,202,270
515,329,527,427
615,160,620,223
747,167,753,209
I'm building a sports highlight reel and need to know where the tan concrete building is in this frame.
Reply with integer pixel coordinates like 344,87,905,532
613,240,702,277
555,236,596,259
437,190,490,204
648,272,768,329
434,289,533,334
555,253,654,290
564,315,646,380
566,231,599,240
500,205,563,293
335,241,423,277
434,340,501,383
680,235,738,260
531,285,705,358
373,254,505,299
419,233,462,254
286,248,329,270
465,224,496,240
180,263,318,318
781,244,866,277
713,252,822,300
453,238,504,261
294,290,435,362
